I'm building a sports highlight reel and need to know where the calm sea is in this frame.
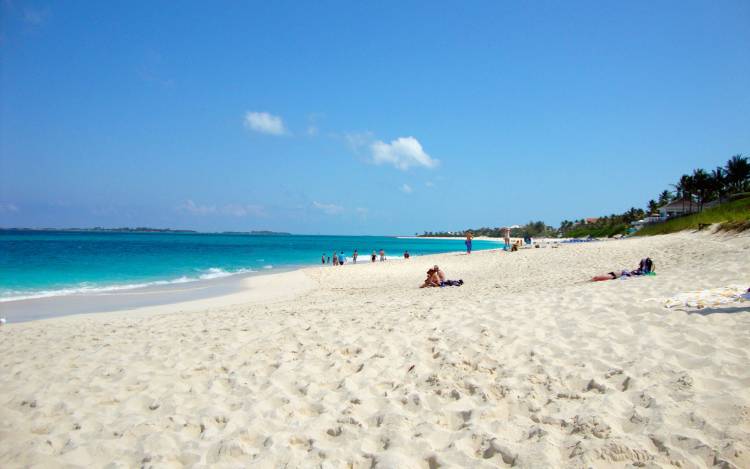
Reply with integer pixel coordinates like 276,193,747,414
0,231,501,301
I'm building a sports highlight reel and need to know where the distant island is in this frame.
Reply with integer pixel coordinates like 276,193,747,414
220,230,291,235
0,227,292,235
0,227,198,233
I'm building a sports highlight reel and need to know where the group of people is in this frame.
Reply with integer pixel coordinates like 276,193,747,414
322,248,396,266
464,227,514,254
420,265,463,288
322,251,347,266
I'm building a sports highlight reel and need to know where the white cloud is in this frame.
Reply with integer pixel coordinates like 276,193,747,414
312,201,344,215
178,200,266,217
370,136,438,170
244,111,286,135
0,202,19,213
425,181,435,188
179,200,216,215
306,125,318,136
400,183,413,194
222,204,266,217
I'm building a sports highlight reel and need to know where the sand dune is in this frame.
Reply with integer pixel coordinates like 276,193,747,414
1,231,749,468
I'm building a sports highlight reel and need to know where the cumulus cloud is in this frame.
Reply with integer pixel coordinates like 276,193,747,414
312,201,344,215
244,111,286,135
400,183,413,194
370,137,438,170
178,200,265,217
0,202,19,213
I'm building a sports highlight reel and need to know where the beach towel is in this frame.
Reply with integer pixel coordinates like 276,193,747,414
663,285,749,310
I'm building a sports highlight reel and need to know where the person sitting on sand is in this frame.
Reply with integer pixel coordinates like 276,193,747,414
433,265,446,283
420,268,442,288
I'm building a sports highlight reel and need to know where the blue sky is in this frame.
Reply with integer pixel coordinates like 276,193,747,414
1,1,748,235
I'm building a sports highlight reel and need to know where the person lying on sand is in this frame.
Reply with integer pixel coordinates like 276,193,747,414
591,258,654,282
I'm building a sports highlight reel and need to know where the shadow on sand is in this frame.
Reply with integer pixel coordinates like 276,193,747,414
687,305,750,316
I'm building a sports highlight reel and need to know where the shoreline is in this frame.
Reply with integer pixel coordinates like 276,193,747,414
0,249,499,324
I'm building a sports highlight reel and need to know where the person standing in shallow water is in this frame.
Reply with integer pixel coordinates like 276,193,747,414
379,249,385,261
333,252,339,266
321,254,326,264
465,231,473,254
353,249,358,264
371,250,376,262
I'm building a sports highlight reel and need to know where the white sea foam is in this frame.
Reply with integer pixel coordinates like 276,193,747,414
0,267,256,303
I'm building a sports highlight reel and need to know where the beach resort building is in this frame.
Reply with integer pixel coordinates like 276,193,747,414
659,199,700,218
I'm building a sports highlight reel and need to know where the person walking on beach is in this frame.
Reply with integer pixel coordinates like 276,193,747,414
379,249,385,261
501,227,511,251
338,251,345,265
371,250,377,262
353,249,358,264
465,230,473,254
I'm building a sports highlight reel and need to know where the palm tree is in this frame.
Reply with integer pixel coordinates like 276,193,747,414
657,190,671,206
647,200,659,214
692,168,711,211
672,174,695,214
710,167,727,202
725,154,749,193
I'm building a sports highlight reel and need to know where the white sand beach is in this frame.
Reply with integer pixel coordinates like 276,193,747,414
1,231,749,468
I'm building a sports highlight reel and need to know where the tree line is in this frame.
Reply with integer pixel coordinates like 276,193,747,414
419,154,749,239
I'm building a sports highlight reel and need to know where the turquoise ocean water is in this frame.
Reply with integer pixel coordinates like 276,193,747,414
0,231,501,301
